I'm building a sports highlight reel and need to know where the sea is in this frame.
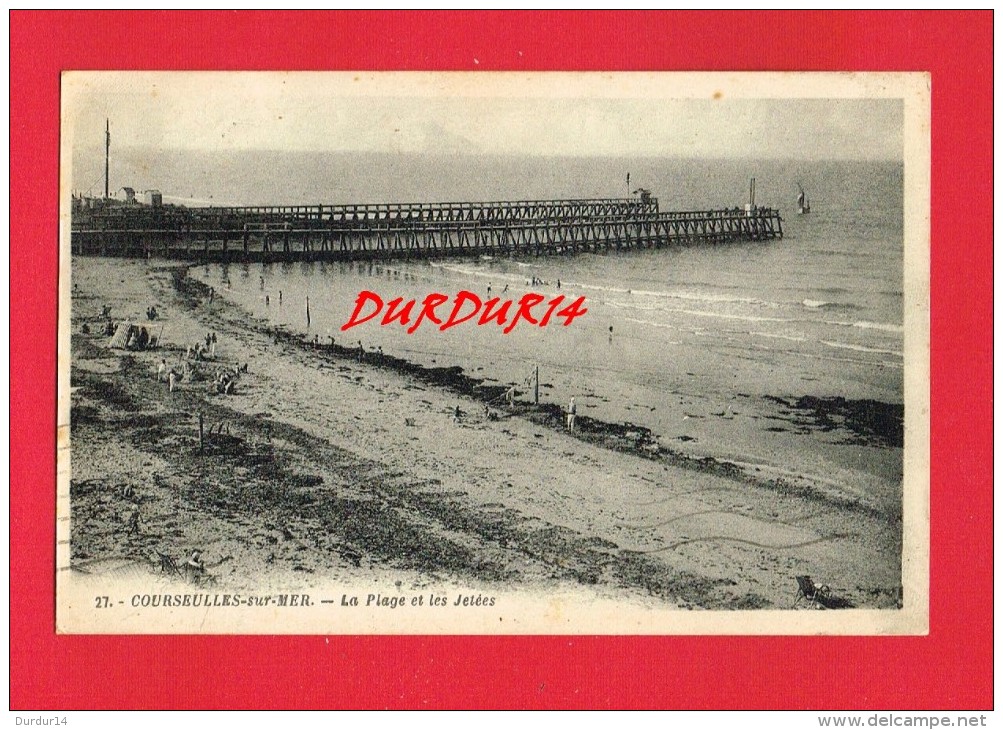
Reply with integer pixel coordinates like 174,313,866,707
181,154,905,514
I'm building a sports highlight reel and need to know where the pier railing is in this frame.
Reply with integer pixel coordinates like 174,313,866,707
196,198,659,223
71,197,783,261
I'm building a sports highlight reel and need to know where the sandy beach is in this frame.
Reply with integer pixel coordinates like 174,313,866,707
63,257,905,627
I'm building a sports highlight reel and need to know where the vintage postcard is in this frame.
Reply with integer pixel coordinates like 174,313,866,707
57,71,929,634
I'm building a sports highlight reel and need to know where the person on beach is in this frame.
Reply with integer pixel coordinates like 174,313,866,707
157,359,167,382
210,332,217,357
168,370,177,393
567,397,577,432
608,325,614,344
126,504,140,535
453,405,462,423
265,295,270,306
185,550,205,582
505,385,516,407
358,340,365,362
259,276,265,290
279,290,282,304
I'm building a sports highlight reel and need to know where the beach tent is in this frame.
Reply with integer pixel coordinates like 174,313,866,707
108,322,136,349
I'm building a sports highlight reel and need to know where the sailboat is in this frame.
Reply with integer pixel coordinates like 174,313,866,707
797,183,811,215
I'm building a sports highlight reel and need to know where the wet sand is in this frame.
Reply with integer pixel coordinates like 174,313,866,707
65,257,904,613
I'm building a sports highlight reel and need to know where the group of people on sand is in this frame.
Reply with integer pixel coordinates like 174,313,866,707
126,326,153,351
83,302,168,352
81,304,119,338
149,325,246,396
157,358,180,393
187,332,217,361
212,367,240,395
82,319,114,336
528,276,561,289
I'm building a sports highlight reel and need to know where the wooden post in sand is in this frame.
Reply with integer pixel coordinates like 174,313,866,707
534,365,539,405
198,412,204,452
306,297,311,328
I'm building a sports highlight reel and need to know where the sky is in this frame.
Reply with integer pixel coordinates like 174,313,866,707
63,72,910,162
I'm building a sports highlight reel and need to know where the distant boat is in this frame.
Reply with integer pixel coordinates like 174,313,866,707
797,183,811,215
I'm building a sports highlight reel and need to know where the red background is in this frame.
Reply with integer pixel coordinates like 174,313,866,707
10,11,993,710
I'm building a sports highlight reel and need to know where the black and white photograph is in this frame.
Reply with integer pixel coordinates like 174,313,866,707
58,72,929,634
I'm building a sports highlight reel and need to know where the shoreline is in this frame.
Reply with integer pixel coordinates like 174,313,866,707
176,266,902,520
64,257,905,616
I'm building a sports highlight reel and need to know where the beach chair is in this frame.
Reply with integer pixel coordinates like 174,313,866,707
157,552,184,579
793,575,830,609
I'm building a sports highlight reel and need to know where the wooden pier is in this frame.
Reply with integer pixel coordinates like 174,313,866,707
71,197,783,262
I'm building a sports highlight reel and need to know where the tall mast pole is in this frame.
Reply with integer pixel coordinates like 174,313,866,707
104,119,110,200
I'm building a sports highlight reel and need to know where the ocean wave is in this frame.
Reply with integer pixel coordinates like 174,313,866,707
573,283,780,310
614,304,818,327
748,331,903,361
802,299,863,312
430,263,528,285
794,314,903,333
749,331,807,343
573,282,632,296
623,317,678,332
820,340,904,357
604,300,670,313
633,288,768,306
805,286,850,296
671,309,792,325
848,320,903,334
604,300,905,340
